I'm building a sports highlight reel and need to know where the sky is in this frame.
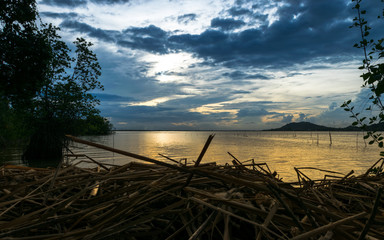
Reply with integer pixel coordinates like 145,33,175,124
36,0,383,130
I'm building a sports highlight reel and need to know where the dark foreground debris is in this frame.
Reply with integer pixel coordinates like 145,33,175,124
1,135,384,239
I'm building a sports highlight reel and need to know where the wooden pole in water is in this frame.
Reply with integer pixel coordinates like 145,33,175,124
316,133,319,145
363,132,367,147
329,131,332,146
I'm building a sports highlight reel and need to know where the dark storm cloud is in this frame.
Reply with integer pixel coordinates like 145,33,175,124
60,20,170,53
237,108,269,117
284,72,312,78
41,12,78,19
222,71,271,80
40,0,130,7
118,25,170,53
210,18,246,31
91,0,131,4
60,20,117,42
40,0,86,7
169,0,365,68
93,93,135,102
156,71,187,77
126,25,167,39
231,90,252,94
227,7,252,16
52,0,378,69
177,14,197,24
117,39,168,54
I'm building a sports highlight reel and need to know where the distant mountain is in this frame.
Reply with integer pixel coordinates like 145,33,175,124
267,122,336,131
266,122,384,131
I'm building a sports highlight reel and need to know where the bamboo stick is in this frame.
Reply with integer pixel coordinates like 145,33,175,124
290,212,367,240
183,134,215,187
358,187,383,240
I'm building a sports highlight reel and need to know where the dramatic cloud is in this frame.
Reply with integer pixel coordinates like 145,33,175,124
40,0,86,7
222,71,272,80
177,14,197,24
52,0,374,69
228,7,252,16
282,114,294,123
41,0,131,7
93,93,135,102
36,0,382,130
170,0,360,69
119,25,170,53
41,12,78,19
60,20,117,42
210,18,246,31
237,108,270,117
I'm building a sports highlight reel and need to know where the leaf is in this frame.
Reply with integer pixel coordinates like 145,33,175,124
375,81,384,96
362,73,371,80
379,142,383,148
369,140,375,145
368,75,376,84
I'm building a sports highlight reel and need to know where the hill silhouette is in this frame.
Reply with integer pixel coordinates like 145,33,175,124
267,122,384,131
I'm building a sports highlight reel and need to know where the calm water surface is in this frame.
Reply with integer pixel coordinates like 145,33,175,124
65,131,381,182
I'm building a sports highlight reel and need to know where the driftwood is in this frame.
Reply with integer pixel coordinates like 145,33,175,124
0,135,384,239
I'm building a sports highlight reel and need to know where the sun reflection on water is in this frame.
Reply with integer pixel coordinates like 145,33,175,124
66,131,381,182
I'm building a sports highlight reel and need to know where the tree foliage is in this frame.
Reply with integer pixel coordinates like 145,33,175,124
33,24,105,135
0,0,51,109
0,0,112,157
341,0,384,154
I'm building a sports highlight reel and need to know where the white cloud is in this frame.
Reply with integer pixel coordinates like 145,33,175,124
129,95,192,106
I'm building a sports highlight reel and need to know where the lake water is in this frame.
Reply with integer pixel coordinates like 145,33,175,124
63,131,381,182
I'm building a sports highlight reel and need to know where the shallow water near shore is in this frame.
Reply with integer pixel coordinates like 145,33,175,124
64,130,381,182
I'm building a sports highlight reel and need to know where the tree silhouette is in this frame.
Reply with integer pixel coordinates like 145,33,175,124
0,0,111,161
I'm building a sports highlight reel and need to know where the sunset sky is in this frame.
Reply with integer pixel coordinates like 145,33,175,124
37,0,383,130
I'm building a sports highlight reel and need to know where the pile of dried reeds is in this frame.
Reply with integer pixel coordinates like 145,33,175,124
1,135,384,239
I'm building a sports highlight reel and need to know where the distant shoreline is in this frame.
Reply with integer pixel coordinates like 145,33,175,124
112,121,384,132
265,121,384,132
